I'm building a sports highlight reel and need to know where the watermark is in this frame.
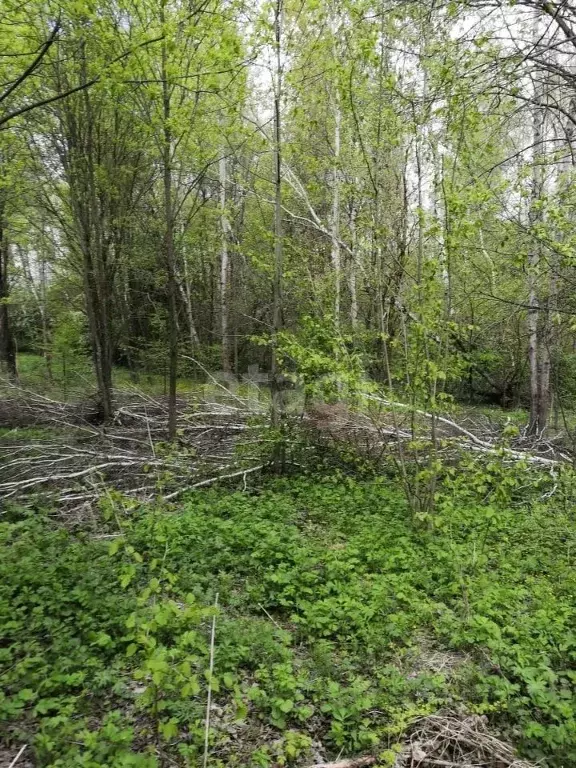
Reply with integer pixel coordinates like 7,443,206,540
201,364,306,413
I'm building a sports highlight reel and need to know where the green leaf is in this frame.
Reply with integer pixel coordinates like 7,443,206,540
277,698,294,713
108,538,124,556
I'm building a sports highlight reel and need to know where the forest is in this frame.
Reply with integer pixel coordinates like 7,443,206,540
1,0,576,766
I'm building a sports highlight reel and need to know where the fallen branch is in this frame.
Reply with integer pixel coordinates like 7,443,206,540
367,395,562,466
164,464,264,499
8,745,27,768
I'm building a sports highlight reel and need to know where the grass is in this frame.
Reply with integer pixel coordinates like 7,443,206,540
1,462,576,767
12,353,206,398
0,425,68,442
10,354,272,408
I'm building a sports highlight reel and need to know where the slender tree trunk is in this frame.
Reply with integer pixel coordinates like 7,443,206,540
0,201,16,378
219,151,231,372
436,148,452,318
161,9,178,440
120,264,137,381
331,92,341,330
270,0,285,466
528,15,545,435
85,130,113,420
415,126,425,297
18,243,52,380
373,10,387,371
538,272,555,431
348,195,359,330
39,250,52,381
180,254,200,350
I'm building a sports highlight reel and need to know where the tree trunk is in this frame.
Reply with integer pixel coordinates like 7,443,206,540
528,13,546,435
331,91,341,330
270,0,285,468
180,254,200,351
161,8,178,441
39,249,52,381
63,44,114,421
84,100,113,420
219,151,231,372
436,148,452,318
17,243,52,380
348,195,359,330
0,203,16,378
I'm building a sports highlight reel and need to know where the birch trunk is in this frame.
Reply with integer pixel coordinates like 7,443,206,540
528,14,546,435
270,0,285,467
180,254,200,351
18,244,52,380
161,6,178,440
331,92,341,330
348,194,359,330
0,200,16,378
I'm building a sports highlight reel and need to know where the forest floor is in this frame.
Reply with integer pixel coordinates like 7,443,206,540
1,470,574,767
1,355,575,767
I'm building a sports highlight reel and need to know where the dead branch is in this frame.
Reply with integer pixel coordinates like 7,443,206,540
163,464,264,499
366,395,562,466
0,382,266,510
394,712,536,768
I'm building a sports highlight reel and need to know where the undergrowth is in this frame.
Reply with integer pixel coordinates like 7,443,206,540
1,461,575,767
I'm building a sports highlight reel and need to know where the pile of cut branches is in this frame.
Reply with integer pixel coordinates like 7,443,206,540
304,396,571,468
396,713,536,768
0,381,266,509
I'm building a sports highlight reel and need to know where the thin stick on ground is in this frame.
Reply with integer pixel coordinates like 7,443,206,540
257,602,282,629
146,407,156,458
203,592,219,768
164,465,265,500
8,744,27,768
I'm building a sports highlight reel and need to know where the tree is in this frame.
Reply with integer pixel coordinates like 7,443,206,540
0,183,17,377
271,0,285,449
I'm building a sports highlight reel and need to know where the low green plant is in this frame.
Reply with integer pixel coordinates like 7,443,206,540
2,463,576,766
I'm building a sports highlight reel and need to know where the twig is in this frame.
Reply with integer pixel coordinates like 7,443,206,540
8,745,27,768
257,602,282,629
203,593,219,768
164,464,264,498
146,407,156,458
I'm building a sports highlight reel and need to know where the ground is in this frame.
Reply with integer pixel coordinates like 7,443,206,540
1,354,575,767
1,467,575,767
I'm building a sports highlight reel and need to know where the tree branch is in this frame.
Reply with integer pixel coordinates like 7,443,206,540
0,19,61,107
0,34,163,129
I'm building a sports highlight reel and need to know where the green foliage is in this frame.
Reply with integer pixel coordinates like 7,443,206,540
1,465,576,765
275,316,369,400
